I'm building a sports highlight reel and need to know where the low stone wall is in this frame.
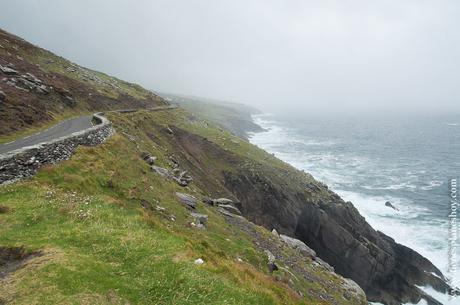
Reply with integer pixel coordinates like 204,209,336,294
0,113,114,185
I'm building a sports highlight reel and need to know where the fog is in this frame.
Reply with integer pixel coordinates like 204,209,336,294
1,0,459,115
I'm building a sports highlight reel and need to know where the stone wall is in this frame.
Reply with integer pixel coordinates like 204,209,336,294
0,113,114,185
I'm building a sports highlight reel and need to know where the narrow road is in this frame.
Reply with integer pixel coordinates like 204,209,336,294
0,105,178,155
0,116,93,155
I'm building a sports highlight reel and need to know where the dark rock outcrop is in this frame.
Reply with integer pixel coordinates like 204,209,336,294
223,167,452,305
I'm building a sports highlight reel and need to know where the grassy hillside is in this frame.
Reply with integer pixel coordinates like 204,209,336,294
0,28,366,305
0,28,165,138
0,108,365,305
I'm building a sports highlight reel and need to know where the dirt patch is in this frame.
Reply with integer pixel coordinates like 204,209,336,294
0,246,42,279
0,205,9,214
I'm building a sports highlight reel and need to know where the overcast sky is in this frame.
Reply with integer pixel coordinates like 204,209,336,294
1,0,459,115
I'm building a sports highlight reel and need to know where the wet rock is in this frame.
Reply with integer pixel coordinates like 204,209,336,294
385,201,399,211
176,192,197,209
279,234,316,258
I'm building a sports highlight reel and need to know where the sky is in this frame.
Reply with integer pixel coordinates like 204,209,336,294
1,0,459,115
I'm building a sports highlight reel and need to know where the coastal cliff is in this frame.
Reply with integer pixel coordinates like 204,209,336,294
0,28,455,305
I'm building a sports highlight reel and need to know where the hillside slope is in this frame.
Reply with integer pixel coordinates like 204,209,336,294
159,93,264,140
0,28,165,138
0,28,453,305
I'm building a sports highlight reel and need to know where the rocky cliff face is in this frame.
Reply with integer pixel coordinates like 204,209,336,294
221,164,451,305
163,123,454,304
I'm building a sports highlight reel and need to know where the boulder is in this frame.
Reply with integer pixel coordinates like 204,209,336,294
265,249,278,273
217,204,242,216
145,156,157,165
176,192,197,209
191,212,208,228
385,201,399,211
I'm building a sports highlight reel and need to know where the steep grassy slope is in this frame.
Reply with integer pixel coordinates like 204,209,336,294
0,28,165,138
0,108,366,305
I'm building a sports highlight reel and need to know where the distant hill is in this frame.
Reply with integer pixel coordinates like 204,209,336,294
158,93,265,140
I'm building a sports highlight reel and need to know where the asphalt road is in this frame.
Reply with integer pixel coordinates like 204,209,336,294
0,105,179,156
0,115,93,155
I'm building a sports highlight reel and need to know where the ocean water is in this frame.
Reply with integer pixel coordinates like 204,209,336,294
248,113,460,304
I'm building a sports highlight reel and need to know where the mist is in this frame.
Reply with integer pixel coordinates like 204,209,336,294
1,0,459,116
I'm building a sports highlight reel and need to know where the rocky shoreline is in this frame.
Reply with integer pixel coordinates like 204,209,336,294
211,111,457,305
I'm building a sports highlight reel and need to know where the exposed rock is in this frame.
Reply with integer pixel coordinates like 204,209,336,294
0,65,18,75
271,229,279,238
217,203,242,216
175,192,197,209
279,234,316,258
222,168,451,305
191,212,208,228
265,250,278,273
217,207,243,218
141,152,157,165
385,201,399,211
213,198,234,205
341,278,366,302
221,209,366,304
0,90,5,101
151,165,169,177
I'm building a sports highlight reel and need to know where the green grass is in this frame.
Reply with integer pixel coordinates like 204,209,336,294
0,130,311,305
0,109,362,305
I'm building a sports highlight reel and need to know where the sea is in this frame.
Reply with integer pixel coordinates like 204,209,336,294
248,112,459,305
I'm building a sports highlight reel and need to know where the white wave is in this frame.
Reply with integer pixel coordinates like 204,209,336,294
248,113,460,300
416,285,460,305
420,180,443,190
